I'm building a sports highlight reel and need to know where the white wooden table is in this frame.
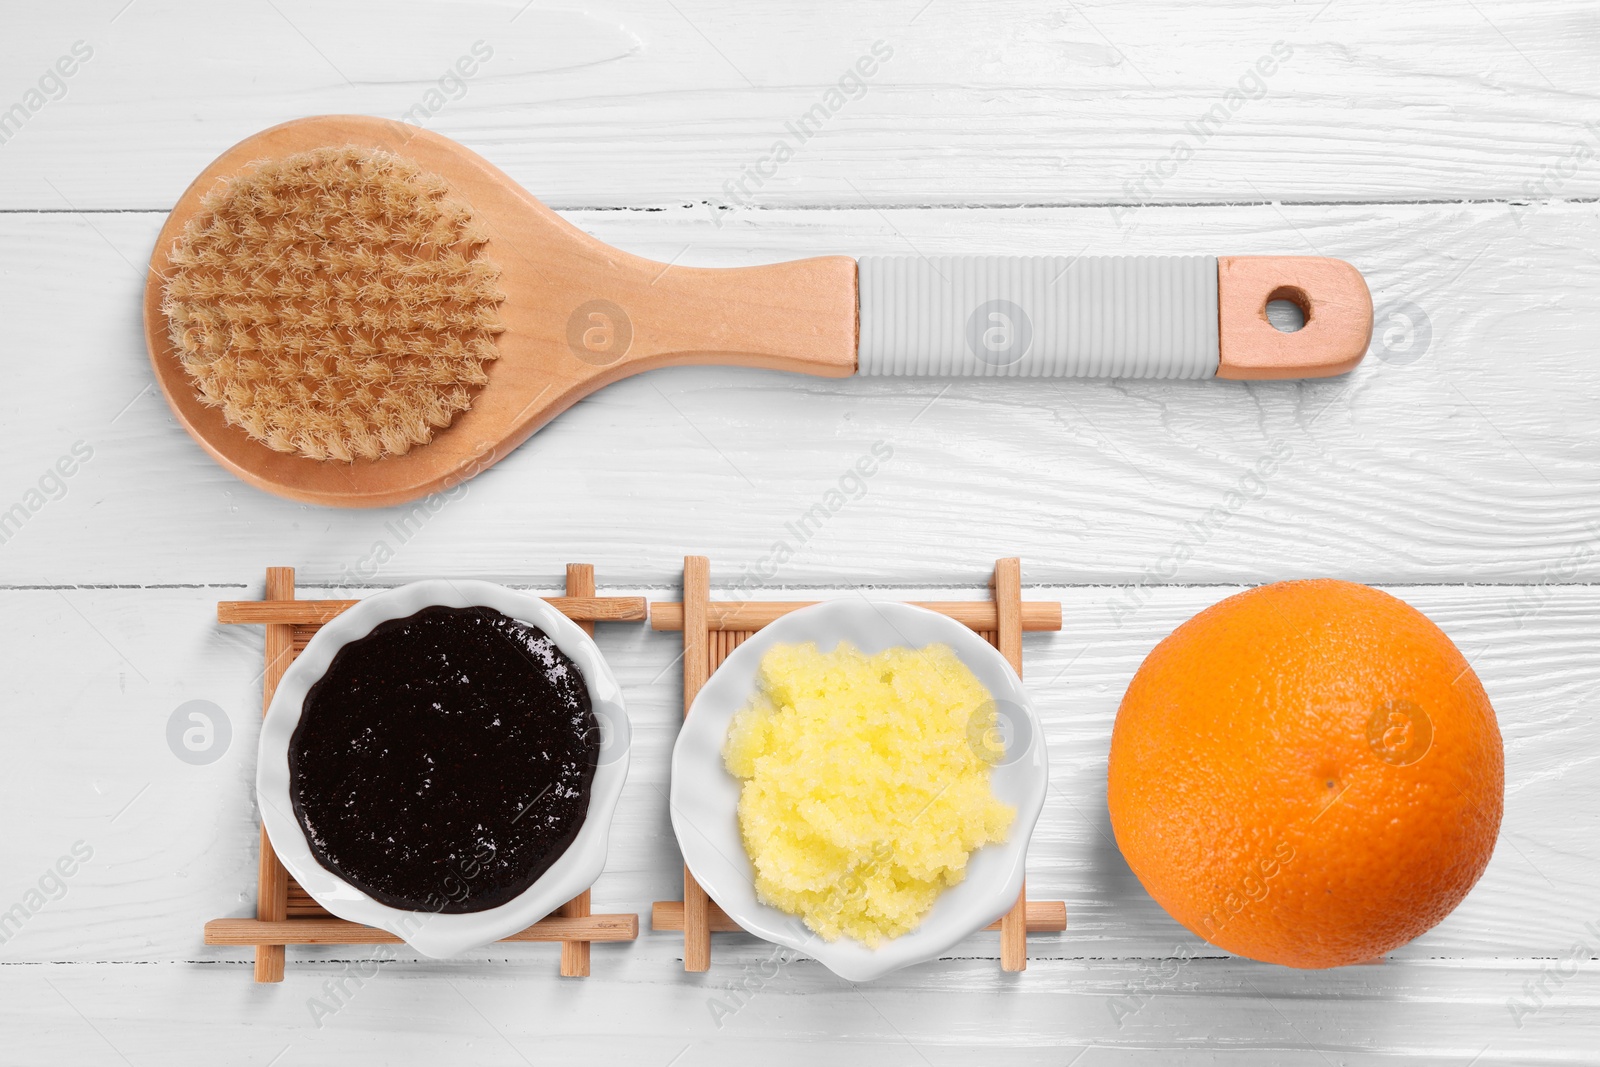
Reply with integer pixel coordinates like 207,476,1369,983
3,1,1597,1062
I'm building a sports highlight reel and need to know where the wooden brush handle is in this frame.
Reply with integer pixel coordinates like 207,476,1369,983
564,255,858,378
856,254,1371,379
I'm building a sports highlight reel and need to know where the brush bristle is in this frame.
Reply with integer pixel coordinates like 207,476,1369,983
162,146,505,462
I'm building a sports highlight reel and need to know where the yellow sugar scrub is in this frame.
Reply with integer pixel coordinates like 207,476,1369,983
722,640,1015,947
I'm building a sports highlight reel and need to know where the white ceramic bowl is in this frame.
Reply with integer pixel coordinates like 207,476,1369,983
257,579,629,958
670,599,1048,981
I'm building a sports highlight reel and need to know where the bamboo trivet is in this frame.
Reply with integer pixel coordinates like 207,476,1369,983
650,556,1068,972
206,564,647,982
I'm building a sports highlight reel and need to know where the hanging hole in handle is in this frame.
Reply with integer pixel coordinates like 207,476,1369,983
1264,285,1310,333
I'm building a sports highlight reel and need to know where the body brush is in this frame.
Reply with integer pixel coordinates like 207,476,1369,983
144,115,1373,508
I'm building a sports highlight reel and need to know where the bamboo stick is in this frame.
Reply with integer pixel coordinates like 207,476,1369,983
681,556,713,973
206,914,638,946
992,558,1030,972
220,595,647,626
651,600,1060,632
650,899,1066,934
255,567,296,984
557,565,598,977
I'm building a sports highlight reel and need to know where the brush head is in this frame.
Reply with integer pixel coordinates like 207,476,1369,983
161,146,504,461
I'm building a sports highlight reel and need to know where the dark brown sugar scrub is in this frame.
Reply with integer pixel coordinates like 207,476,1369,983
288,605,598,913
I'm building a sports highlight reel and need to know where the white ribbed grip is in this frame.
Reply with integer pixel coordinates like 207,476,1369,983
857,255,1219,378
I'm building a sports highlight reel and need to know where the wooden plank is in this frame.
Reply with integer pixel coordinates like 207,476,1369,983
204,915,639,946
557,564,598,977
6,958,1596,1061
218,595,648,625
6,1,1597,210
680,556,713,973
253,567,295,984
651,898,1066,934
651,600,1062,632
4,204,1597,588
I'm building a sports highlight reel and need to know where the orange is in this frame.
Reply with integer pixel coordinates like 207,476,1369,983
1107,579,1503,968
